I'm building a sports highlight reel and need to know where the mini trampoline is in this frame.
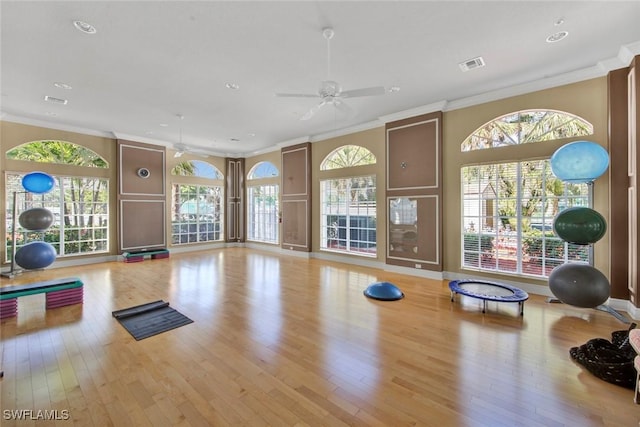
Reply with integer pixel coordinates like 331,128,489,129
449,279,529,316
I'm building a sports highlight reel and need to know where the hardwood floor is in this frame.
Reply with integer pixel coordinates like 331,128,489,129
1,247,639,426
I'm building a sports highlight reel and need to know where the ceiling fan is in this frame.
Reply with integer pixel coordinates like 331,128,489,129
276,27,386,121
173,115,210,158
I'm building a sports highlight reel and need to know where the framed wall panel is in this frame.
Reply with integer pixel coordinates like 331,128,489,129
282,200,308,249
387,119,439,191
282,147,308,196
120,200,166,251
281,143,311,252
226,158,245,242
387,195,439,266
119,144,165,196
385,112,443,271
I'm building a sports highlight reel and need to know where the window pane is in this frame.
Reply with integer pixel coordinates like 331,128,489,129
320,176,376,256
171,183,223,244
247,184,279,243
5,173,109,261
320,145,376,170
461,160,590,278
461,110,594,151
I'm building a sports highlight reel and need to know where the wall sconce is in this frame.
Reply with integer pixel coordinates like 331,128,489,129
401,162,408,169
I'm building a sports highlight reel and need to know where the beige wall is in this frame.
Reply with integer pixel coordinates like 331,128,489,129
443,77,609,287
310,127,386,262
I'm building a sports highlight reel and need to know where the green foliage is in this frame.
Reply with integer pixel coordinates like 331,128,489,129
7,140,107,167
461,110,594,151
171,161,197,176
522,230,565,259
321,145,376,170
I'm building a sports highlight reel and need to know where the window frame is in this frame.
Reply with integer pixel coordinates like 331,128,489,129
170,182,224,245
319,174,377,257
5,171,110,261
461,159,591,278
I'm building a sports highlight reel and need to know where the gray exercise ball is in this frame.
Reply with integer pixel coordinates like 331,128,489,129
548,263,610,308
18,207,54,231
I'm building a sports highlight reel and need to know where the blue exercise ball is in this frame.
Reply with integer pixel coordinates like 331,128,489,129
553,207,606,245
18,207,55,231
14,241,57,270
364,282,404,301
548,263,610,308
550,141,609,183
22,172,55,194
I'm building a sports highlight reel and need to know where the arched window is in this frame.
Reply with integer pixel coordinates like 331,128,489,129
248,161,279,179
170,160,224,245
246,162,279,244
461,109,593,151
171,160,223,179
320,145,376,170
6,140,108,167
460,109,594,278
319,145,377,257
5,140,109,260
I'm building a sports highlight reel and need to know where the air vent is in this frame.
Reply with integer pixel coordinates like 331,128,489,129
459,56,485,72
44,95,68,105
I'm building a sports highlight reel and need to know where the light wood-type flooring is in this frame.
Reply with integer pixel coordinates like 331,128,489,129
1,247,639,426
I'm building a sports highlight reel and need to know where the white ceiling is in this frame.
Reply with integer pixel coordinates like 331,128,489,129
2,1,640,157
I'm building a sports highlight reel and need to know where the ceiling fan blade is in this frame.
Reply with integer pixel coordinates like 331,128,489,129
275,93,320,98
333,99,353,117
300,100,327,121
340,86,386,98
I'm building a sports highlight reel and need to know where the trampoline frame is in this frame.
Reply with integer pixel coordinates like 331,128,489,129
449,279,529,316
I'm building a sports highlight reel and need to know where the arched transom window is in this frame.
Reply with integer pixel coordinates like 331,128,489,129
461,109,594,152
6,140,108,167
171,160,223,179
248,161,279,179
321,145,376,170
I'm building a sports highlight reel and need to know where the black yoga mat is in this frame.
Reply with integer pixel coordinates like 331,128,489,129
112,300,193,340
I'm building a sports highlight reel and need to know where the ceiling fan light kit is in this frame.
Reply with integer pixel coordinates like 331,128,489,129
276,27,386,120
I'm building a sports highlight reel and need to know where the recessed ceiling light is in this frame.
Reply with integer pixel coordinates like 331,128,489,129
388,86,400,93
546,31,568,43
247,133,256,137
73,20,97,34
53,82,73,90
159,123,169,127
225,83,240,90
44,95,68,105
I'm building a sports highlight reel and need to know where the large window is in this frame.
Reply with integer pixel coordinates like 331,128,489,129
320,176,377,256
5,173,109,260
171,184,223,244
247,185,279,243
246,161,279,244
319,145,377,256
461,160,590,277
5,140,109,260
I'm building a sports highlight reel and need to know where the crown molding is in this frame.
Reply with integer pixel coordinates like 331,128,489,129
310,119,383,143
0,113,115,138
